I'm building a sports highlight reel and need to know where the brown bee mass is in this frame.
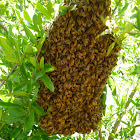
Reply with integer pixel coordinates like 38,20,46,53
37,0,121,135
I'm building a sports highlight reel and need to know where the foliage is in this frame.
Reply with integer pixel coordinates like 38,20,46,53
0,0,139,140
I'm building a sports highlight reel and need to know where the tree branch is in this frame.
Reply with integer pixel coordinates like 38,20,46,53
111,0,122,17
0,22,8,34
99,129,103,140
108,84,138,140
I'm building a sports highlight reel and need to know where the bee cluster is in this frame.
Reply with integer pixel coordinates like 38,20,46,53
37,0,121,135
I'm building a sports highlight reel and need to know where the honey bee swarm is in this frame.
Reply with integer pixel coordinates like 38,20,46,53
37,0,121,135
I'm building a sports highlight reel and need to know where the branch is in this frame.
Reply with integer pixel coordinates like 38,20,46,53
99,129,103,140
0,64,18,88
111,0,122,17
108,84,138,140
0,22,8,34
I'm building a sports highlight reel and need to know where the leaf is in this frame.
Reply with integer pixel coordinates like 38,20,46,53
107,42,116,56
137,10,140,31
0,99,21,108
10,126,23,139
11,91,28,96
108,77,116,96
37,37,45,51
24,109,34,132
32,89,38,102
30,57,38,68
113,97,120,106
27,80,32,93
124,22,134,32
70,5,76,11
40,74,54,92
37,13,42,30
36,2,51,19
24,10,32,23
33,14,38,27
33,106,46,116
44,64,55,73
40,56,44,69
60,9,67,16
95,29,110,40
128,98,137,106
46,0,54,18
0,109,2,121
130,127,135,136
4,108,27,123
137,0,140,5
59,5,67,11
23,25,37,46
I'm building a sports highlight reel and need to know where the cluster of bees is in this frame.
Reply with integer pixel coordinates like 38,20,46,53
37,0,121,135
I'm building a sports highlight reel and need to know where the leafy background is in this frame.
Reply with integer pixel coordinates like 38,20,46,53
0,0,140,140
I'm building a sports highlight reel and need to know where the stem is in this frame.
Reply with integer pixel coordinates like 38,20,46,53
108,83,138,140
0,64,18,88
99,129,103,140
0,22,8,34
110,0,122,17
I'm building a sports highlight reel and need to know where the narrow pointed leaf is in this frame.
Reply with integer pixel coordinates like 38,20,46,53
40,74,54,92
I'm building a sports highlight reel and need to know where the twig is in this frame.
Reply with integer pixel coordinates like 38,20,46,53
99,129,103,140
111,0,122,17
0,64,19,89
134,124,140,128
108,83,138,140
0,22,8,34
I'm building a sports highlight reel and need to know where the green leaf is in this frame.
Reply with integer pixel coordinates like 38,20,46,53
11,91,28,96
107,42,116,56
0,109,2,121
33,106,46,116
130,127,135,136
113,97,120,106
10,126,23,139
137,10,140,31
40,56,44,69
36,2,51,19
60,9,67,16
128,97,137,106
37,13,42,30
30,57,38,68
24,109,34,132
4,108,27,123
33,14,38,27
32,89,38,102
37,37,45,51
46,0,54,18
70,5,76,11
108,77,116,96
0,99,21,108
137,0,140,5
124,22,134,32
7,80,12,93
59,5,67,11
24,10,32,23
27,80,32,93
40,74,54,92
44,64,55,73
95,30,110,40
23,25,37,46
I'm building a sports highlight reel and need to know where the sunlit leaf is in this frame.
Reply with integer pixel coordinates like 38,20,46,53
70,5,76,11
59,5,67,11
11,91,28,96
137,10,140,31
24,10,32,23
124,22,134,32
107,42,116,56
40,56,44,69
30,57,38,68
